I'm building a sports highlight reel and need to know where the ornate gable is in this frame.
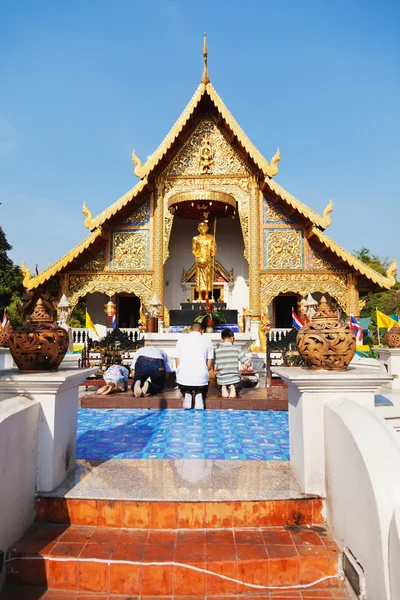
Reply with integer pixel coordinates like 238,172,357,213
163,117,249,178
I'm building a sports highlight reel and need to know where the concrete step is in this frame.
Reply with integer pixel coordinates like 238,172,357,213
35,497,325,529
6,523,345,596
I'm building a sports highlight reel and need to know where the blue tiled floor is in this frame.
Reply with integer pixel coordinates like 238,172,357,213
76,409,289,461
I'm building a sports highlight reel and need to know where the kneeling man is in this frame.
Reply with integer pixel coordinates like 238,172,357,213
175,322,214,410
131,345,173,397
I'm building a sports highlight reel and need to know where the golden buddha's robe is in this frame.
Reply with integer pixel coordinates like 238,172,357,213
192,231,217,296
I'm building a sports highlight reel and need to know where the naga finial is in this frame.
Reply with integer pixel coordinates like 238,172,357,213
21,260,32,285
269,148,280,176
202,32,210,85
387,258,397,282
132,150,143,177
323,199,333,228
82,201,93,229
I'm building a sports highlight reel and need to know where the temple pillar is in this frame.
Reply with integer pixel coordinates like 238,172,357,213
153,176,164,330
347,273,360,319
248,176,261,324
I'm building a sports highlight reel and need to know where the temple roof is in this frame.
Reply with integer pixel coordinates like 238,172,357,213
23,43,396,294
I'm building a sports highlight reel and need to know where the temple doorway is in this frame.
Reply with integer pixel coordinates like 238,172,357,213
274,294,298,328
164,213,248,311
117,294,140,328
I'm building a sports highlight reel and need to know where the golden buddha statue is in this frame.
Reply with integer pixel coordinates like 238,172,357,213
192,221,217,300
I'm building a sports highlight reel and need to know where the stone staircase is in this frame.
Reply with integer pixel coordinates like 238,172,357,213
1,496,349,598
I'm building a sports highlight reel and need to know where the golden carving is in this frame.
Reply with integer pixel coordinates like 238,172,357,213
322,199,333,228
111,231,149,271
76,248,107,272
153,179,165,313
183,259,232,283
164,178,250,260
132,150,143,177
21,260,32,287
387,259,397,282
346,273,360,317
264,229,303,270
260,272,348,313
264,198,294,225
199,135,215,173
249,178,261,317
202,32,210,85
249,313,271,352
68,273,153,309
269,149,280,176
120,199,150,227
164,117,249,178
309,243,338,271
296,296,356,370
82,202,93,229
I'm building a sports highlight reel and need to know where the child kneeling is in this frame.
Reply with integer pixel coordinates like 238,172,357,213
214,328,252,398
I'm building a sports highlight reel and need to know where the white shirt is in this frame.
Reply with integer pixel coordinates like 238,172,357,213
131,346,173,372
175,332,214,386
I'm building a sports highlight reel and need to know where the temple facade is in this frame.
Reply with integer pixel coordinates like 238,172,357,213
22,39,396,337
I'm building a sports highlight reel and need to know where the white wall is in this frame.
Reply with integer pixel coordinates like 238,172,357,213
0,396,40,588
164,215,249,311
86,292,109,338
325,398,400,600
389,508,400,600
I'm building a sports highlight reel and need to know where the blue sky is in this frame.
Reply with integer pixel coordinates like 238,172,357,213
0,0,399,273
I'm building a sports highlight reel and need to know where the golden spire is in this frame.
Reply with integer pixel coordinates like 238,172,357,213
202,33,210,84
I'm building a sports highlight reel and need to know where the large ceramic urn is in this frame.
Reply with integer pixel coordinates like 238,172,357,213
296,296,356,370
8,298,69,371
0,321,13,348
385,324,400,348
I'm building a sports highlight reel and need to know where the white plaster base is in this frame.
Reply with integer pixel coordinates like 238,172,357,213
376,348,400,390
144,332,255,353
0,348,16,369
0,366,96,492
272,366,392,496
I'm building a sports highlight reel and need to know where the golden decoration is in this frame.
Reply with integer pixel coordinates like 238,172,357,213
132,150,143,177
260,272,349,313
68,273,153,309
269,149,280,176
346,273,360,317
167,189,236,213
82,201,93,229
308,243,338,271
202,32,210,85
264,229,303,270
248,177,261,318
21,260,32,286
76,247,107,272
296,296,356,371
322,199,333,228
120,198,150,227
164,117,249,178
387,259,397,282
264,198,294,225
265,177,327,230
249,313,271,352
153,177,165,314
183,259,232,283
111,231,149,271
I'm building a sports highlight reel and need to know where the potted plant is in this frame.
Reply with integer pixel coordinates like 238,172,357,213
194,300,226,333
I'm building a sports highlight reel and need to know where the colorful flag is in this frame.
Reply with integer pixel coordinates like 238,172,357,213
376,309,399,330
292,309,304,331
303,314,310,325
112,311,117,329
2,309,7,329
85,310,99,338
350,314,363,345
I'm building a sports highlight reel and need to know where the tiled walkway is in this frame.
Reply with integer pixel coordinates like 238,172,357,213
77,409,289,461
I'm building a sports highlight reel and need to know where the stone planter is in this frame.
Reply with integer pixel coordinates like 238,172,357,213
8,298,69,372
296,296,356,370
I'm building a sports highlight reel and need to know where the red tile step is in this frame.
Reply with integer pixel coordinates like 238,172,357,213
35,498,325,529
5,523,345,597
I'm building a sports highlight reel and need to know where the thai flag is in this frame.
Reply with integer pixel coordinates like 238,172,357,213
2,309,7,329
111,311,117,329
292,309,304,331
350,314,363,345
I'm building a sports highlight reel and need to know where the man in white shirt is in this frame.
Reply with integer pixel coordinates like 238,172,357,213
130,346,173,397
175,322,214,410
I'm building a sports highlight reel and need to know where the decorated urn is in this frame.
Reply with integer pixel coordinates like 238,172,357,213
8,298,69,371
385,324,400,348
296,296,356,370
0,321,13,348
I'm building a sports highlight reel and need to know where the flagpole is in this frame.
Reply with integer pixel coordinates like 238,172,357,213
376,309,380,345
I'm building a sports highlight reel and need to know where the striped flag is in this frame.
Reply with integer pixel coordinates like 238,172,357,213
350,314,363,345
2,309,7,329
292,310,304,331
111,311,117,329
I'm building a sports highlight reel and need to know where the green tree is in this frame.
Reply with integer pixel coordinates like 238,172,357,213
0,226,24,327
354,247,390,276
69,300,86,327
